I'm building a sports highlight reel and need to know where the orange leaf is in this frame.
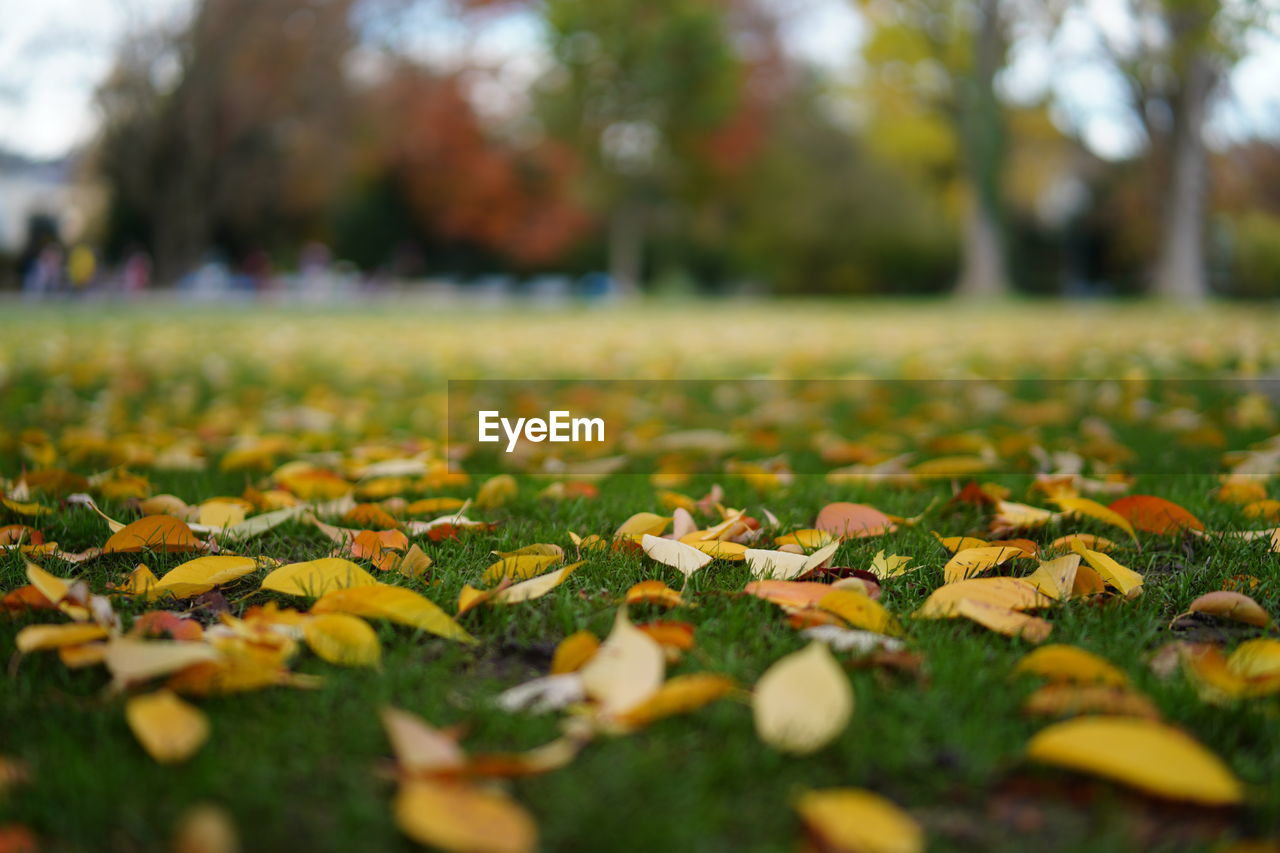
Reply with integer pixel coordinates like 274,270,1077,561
1107,495,1203,535
103,516,202,554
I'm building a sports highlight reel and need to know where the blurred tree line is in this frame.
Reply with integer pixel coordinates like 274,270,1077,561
91,0,1280,297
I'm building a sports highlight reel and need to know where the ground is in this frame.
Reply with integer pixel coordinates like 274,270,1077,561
2,299,1279,852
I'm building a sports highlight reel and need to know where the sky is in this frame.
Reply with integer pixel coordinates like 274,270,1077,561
0,0,1277,162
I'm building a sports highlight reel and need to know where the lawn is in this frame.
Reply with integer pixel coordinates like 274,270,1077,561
2,299,1280,852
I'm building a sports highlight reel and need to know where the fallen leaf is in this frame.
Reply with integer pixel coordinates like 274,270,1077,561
492,562,584,604
394,779,536,853
753,641,852,754
815,502,894,538
380,706,466,774
916,577,1048,618
152,556,257,599
125,690,210,763
818,589,901,636
103,515,202,554
1014,645,1129,686
1108,495,1204,534
260,558,378,597
614,673,736,728
624,580,688,608
1022,683,1160,719
15,623,110,653
1026,716,1243,804
1181,591,1271,628
579,608,665,715
482,554,562,585
104,638,221,688
550,631,600,674
614,512,671,538
311,584,476,644
1052,496,1137,541
1071,541,1143,598
794,788,923,853
641,534,713,577
304,613,381,667
944,546,1032,583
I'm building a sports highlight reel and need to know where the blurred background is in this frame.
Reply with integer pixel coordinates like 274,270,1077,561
0,0,1278,302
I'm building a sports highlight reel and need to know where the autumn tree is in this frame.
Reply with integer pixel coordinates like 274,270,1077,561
1088,0,1279,301
537,0,742,292
96,0,356,280
859,0,1018,297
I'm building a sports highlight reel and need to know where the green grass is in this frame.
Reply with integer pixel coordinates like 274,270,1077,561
2,301,1279,852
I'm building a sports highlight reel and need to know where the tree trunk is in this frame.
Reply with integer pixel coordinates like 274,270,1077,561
955,0,1011,298
957,194,1010,298
1152,53,1212,302
609,202,643,296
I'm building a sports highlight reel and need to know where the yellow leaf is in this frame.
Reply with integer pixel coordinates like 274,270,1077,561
260,558,378,597
953,599,1052,642
1184,591,1271,628
683,539,748,560
492,543,564,559
774,529,836,548
614,673,737,728
1026,717,1243,804
641,534,712,577
1014,645,1129,686
152,556,257,599
614,512,672,538
1229,638,1280,681
311,584,476,644
118,564,159,596
753,641,852,754
105,638,221,688
198,501,246,530
125,690,209,764
25,560,72,606
103,515,202,553
916,577,1048,618
944,546,1032,583
1052,496,1137,541
172,803,238,853
394,779,536,853
794,788,924,853
380,706,466,774
818,589,901,637
493,562,584,605
1071,542,1143,598
993,500,1056,530
2,497,52,517
1022,684,1160,719
482,554,562,586
579,608,665,715
868,551,917,580
550,630,600,674
474,474,518,510
304,613,381,667
933,534,989,554
395,544,433,579
15,623,110,653
1023,555,1081,601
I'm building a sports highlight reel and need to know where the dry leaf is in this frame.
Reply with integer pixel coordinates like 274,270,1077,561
260,558,377,597
103,515,202,554
1108,495,1204,534
579,608,665,715
1026,716,1243,804
380,706,466,774
1070,542,1143,598
943,546,1031,583
641,534,712,576
550,631,600,674
1014,645,1129,686
794,788,923,853
125,690,210,763
394,779,536,853
303,613,381,667
1181,591,1271,628
753,641,852,754
152,556,258,599
311,584,475,644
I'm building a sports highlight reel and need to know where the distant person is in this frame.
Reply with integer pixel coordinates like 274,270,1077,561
23,245,63,300
123,249,152,296
67,244,96,295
